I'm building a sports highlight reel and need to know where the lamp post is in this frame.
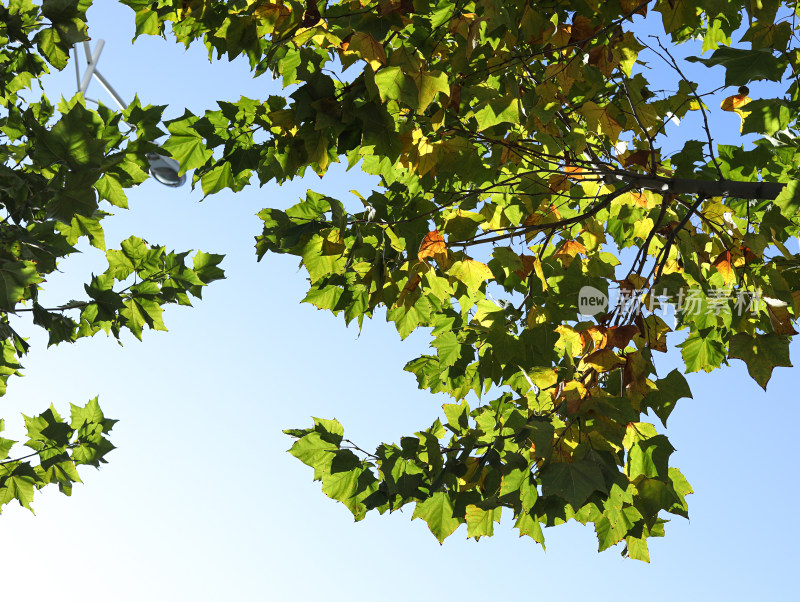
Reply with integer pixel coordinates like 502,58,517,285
73,40,186,188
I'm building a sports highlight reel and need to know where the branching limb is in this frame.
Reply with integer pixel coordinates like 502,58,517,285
649,195,706,284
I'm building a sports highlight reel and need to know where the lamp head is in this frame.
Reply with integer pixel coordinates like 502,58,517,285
146,153,186,187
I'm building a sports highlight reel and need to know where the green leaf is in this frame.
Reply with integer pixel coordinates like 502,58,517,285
431,331,460,367
728,333,792,389
320,450,376,520
201,162,235,195
678,330,726,373
686,47,785,85
95,174,129,208
634,477,679,523
288,432,338,481
413,71,449,114
465,504,501,539
373,66,416,106
448,259,493,292
0,467,38,510
473,97,522,131
627,435,675,481
514,511,545,546
644,370,693,426
163,113,213,172
624,533,651,562
191,251,225,296
32,103,105,169
774,179,800,218
741,99,792,136
412,492,462,543
0,261,43,310
540,460,607,507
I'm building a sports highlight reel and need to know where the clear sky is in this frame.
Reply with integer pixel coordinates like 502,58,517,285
0,3,798,600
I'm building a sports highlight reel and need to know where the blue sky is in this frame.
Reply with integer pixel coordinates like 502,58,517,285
0,3,798,600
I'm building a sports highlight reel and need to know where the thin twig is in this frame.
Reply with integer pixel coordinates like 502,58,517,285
648,37,725,179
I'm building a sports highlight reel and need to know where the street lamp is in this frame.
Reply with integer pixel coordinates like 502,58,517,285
73,40,186,187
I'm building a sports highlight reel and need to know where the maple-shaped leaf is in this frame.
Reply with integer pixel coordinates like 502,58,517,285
678,330,726,373
412,491,462,543
448,259,493,292
620,0,648,16
342,32,386,70
540,459,608,507
606,325,639,349
418,230,447,263
628,191,652,207
635,314,672,352
554,240,587,267
582,349,626,373
570,15,601,44
729,333,793,389
623,149,654,168
580,101,623,142
514,511,545,546
465,504,502,539
643,369,693,426
687,46,785,84
253,2,291,27
548,173,571,193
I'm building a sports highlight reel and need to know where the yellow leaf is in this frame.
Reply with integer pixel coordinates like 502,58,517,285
617,32,645,77
448,259,493,291
626,191,653,208
583,326,607,351
556,239,587,257
554,239,587,268
556,325,585,357
306,133,330,172
712,250,735,285
252,2,291,28
344,32,386,70
564,165,585,180
580,101,623,142
720,94,751,132
515,255,548,290
633,217,654,240
582,349,626,373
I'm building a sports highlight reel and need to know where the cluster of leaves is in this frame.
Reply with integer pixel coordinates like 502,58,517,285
0,0,791,557
115,0,800,559
0,398,115,511
0,0,224,513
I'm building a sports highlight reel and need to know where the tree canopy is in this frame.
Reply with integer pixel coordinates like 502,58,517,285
3,0,800,561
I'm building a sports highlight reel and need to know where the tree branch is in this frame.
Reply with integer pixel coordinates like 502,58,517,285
601,170,785,200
